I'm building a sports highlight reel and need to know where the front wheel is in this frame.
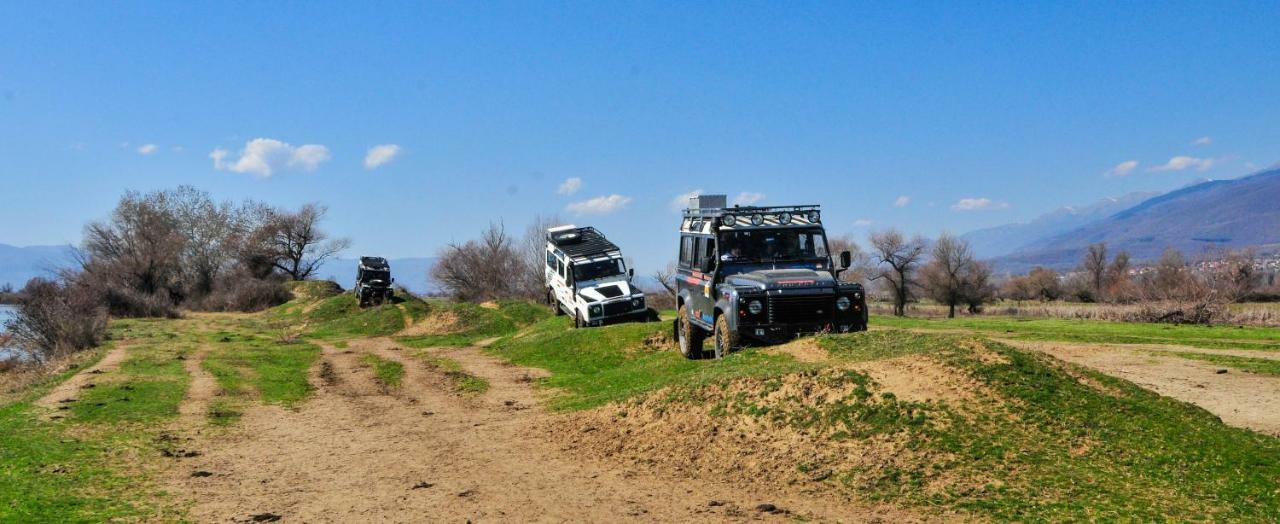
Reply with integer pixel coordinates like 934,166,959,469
550,290,565,316
678,304,704,359
713,314,738,359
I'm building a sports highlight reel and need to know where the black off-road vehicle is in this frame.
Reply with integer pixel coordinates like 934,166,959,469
355,256,394,307
674,194,867,359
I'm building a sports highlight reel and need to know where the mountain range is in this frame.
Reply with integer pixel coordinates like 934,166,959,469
983,168,1280,272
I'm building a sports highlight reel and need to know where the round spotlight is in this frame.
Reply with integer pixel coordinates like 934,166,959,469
778,212,792,225
723,214,736,226
748,300,763,315
807,210,821,223
750,214,764,226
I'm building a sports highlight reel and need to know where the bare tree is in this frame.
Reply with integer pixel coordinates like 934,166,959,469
869,229,926,316
4,278,107,363
1205,248,1260,302
827,235,871,285
1027,267,1063,301
961,261,996,314
431,222,522,301
265,204,351,281
920,234,987,318
1106,250,1134,302
516,215,562,301
1081,242,1108,302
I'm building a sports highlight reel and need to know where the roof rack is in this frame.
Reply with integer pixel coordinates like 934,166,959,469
682,204,820,219
548,226,621,260
359,256,390,269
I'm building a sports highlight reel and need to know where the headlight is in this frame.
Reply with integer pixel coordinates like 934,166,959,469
747,300,763,315
631,297,643,308
589,305,602,316
836,296,851,311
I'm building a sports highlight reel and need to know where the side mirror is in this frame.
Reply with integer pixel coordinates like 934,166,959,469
839,251,852,269
628,268,635,279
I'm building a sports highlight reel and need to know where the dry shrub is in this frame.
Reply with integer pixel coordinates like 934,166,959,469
96,285,181,318
3,278,108,363
196,273,292,312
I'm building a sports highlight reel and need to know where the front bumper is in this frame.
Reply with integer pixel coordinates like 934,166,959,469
583,298,647,326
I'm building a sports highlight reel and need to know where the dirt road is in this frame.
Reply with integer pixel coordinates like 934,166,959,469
164,337,907,523
1010,340,1280,436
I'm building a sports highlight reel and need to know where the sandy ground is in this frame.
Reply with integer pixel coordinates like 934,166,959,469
163,337,901,523
33,341,131,414
1009,340,1280,436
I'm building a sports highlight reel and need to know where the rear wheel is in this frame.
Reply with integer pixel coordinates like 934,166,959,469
549,290,565,316
713,314,738,359
678,304,704,359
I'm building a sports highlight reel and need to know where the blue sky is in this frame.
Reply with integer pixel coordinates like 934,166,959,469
2,2,1278,272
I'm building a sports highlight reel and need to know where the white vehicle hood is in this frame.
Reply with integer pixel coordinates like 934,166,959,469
577,279,637,303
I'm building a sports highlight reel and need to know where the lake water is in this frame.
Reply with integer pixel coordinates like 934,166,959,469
0,304,20,361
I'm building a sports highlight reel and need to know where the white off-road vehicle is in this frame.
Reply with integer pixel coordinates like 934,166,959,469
545,225,648,328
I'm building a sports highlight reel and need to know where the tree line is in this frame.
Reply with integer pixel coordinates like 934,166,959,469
4,186,346,363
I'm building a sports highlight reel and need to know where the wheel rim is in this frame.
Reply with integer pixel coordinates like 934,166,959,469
678,316,688,355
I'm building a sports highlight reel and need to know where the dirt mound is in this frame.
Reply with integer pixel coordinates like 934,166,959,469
399,311,461,337
548,363,1001,507
851,355,983,404
766,338,828,363
285,280,343,302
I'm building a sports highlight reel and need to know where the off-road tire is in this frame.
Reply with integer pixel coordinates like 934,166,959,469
549,290,565,316
713,314,738,359
678,304,704,359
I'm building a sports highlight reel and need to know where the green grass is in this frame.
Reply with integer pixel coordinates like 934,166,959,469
360,354,405,389
269,292,431,341
1167,351,1280,376
411,353,489,394
0,324,194,522
873,314,1280,351
202,332,320,407
487,316,811,410
397,299,551,348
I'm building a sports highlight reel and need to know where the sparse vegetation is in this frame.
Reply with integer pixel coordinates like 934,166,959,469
412,353,488,394
360,354,404,389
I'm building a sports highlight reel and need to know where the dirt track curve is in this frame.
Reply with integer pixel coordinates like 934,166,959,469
163,337,908,523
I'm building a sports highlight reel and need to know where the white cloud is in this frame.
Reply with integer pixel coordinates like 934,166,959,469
853,219,873,227
363,144,401,170
1149,155,1214,173
670,189,704,211
951,198,1010,211
1104,160,1140,177
1192,136,1213,146
567,194,631,215
137,144,159,155
210,138,331,177
733,192,765,206
893,195,911,207
557,177,583,195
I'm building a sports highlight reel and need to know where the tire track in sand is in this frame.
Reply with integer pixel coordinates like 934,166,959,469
169,337,912,522
34,341,133,413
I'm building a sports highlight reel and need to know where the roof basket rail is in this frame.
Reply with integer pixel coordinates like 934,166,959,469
682,203,820,219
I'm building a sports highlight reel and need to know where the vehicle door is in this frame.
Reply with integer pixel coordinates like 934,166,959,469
686,235,718,328
556,257,576,310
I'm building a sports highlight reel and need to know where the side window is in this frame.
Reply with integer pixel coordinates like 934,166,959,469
813,233,828,257
557,259,565,277
546,251,555,269
680,236,694,267
701,238,716,265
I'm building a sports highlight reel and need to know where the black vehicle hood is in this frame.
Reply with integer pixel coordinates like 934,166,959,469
725,269,835,290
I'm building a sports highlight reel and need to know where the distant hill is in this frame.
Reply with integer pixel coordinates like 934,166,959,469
993,169,1280,272
961,191,1157,259
0,244,79,289
318,257,440,295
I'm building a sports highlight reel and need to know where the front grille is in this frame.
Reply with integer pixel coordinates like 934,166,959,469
603,300,634,316
768,295,833,324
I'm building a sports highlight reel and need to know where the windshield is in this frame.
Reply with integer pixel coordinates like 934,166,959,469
361,270,390,283
719,228,828,263
573,259,626,282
